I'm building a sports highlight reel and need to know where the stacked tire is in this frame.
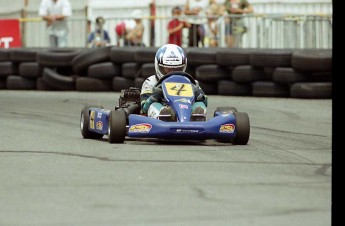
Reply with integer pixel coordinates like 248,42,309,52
0,47,332,99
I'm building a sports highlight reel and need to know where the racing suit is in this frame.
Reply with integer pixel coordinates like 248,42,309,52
140,74,208,119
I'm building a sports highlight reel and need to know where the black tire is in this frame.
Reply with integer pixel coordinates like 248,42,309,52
216,48,252,66
72,47,110,76
197,81,218,95
0,62,18,77
110,46,139,63
217,80,252,96
232,65,267,83
6,75,36,90
141,63,155,79
42,68,76,90
290,82,332,99
19,62,42,78
87,62,121,78
249,49,294,68
186,48,218,66
10,48,41,62
195,65,231,82
272,67,309,85
134,77,145,88
76,77,112,92
80,105,104,139
112,76,135,91
185,64,195,76
37,49,81,67
108,109,127,143
122,62,141,79
0,78,6,89
252,81,290,97
134,47,158,64
36,77,58,91
0,49,11,62
291,49,332,72
232,112,250,145
214,106,238,117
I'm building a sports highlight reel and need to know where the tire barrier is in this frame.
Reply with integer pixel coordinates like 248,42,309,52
0,46,332,99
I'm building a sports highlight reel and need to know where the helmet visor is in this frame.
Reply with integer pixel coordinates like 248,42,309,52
159,65,186,76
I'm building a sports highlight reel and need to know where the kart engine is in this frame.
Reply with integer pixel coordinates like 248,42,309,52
116,87,141,115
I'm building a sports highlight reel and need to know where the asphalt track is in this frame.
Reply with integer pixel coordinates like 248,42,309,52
0,91,331,226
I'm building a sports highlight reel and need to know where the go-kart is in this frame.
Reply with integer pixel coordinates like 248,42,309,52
80,71,250,144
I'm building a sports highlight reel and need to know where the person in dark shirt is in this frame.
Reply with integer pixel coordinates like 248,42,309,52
87,17,111,48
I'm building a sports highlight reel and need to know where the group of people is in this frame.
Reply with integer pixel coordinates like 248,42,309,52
38,0,145,48
169,0,254,48
87,9,145,48
39,0,253,48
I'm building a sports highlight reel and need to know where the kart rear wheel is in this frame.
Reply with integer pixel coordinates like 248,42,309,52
214,106,238,116
108,109,126,143
80,105,104,139
232,112,250,145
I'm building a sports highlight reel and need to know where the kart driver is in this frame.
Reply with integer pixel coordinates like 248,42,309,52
140,44,208,121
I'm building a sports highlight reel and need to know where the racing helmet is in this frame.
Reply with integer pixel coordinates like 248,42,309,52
154,44,187,79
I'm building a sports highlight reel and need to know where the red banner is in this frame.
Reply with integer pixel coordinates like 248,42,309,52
0,19,22,48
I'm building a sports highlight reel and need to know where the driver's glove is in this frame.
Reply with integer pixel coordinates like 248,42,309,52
141,87,163,114
152,85,163,97
193,84,208,107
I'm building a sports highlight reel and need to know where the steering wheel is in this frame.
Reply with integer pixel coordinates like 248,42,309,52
154,71,197,88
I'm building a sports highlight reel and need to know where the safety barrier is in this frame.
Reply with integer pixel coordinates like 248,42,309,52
16,13,332,49
0,47,332,99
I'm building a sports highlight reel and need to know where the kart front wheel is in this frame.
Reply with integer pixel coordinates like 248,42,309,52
80,105,104,139
108,109,127,143
232,112,250,145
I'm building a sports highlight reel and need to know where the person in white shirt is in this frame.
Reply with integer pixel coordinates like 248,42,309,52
38,0,72,47
184,0,209,47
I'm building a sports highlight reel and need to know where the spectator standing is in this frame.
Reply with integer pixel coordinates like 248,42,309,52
38,0,72,47
184,0,208,47
115,20,136,46
207,0,223,16
205,14,219,47
205,0,223,47
87,17,111,48
125,9,145,46
167,6,190,46
223,0,254,47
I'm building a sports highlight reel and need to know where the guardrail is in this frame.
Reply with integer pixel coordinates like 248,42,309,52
18,13,332,49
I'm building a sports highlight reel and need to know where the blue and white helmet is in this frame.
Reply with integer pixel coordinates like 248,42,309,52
154,44,187,79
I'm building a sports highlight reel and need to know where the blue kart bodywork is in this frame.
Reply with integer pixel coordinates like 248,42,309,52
127,113,236,140
80,72,250,144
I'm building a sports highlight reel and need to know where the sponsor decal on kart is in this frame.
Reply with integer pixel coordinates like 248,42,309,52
96,121,103,130
174,98,191,104
97,112,102,118
165,82,193,97
129,123,152,133
179,104,188,109
90,111,95,129
173,128,200,133
219,124,235,133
